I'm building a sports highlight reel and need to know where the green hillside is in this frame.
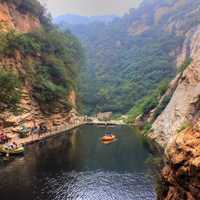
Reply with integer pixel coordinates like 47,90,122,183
0,0,84,113
58,4,183,115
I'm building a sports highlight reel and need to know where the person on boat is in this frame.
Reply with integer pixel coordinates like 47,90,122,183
105,131,112,137
13,142,17,149
9,142,17,149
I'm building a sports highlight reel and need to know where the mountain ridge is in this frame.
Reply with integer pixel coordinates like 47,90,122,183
56,0,184,115
54,14,119,25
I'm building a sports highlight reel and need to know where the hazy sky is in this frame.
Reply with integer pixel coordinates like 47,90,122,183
39,0,141,17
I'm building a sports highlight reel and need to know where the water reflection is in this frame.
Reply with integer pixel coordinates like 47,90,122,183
0,125,156,200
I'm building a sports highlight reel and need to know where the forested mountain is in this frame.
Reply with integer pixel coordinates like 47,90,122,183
0,0,83,130
54,14,118,25
56,0,193,115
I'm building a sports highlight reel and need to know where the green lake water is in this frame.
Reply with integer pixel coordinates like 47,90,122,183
0,125,156,200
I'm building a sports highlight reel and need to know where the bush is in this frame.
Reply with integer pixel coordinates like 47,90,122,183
7,33,41,55
143,122,153,135
0,26,84,112
33,79,66,104
178,58,192,73
154,95,171,118
0,70,21,110
127,80,169,122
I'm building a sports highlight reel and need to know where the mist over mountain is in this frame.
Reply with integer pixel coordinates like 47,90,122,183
55,0,188,115
54,14,119,25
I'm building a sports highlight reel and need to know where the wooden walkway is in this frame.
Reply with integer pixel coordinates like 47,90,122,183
12,120,124,146
11,122,86,146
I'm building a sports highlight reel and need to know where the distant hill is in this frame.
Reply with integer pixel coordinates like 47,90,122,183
55,0,200,116
54,14,119,25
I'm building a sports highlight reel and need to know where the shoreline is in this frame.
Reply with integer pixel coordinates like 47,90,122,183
10,120,124,147
10,122,86,147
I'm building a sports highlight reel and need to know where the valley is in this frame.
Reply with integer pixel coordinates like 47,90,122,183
0,0,200,199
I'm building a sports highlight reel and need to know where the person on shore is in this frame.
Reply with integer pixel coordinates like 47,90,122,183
7,142,17,150
105,131,112,136
38,123,48,137
31,125,39,135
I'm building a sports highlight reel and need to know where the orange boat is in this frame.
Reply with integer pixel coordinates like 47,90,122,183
101,134,116,142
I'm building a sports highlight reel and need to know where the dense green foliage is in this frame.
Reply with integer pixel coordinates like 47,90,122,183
57,0,200,116
0,0,84,112
61,9,183,115
126,57,193,123
127,80,169,122
0,69,21,111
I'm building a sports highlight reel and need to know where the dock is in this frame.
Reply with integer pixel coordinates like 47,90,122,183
11,119,124,146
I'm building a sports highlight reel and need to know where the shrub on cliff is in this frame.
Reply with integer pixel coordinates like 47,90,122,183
127,80,169,122
0,26,84,111
0,69,21,111
178,58,192,73
32,79,66,104
0,0,84,113
154,95,171,119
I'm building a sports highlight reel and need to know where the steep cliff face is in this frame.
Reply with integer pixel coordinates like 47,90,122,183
144,1,200,199
150,25,200,148
0,1,82,134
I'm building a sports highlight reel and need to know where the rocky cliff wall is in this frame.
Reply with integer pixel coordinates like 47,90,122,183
148,9,200,200
0,2,79,135
0,2,40,32
150,25,200,148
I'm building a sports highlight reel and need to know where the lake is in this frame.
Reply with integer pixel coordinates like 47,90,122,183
0,125,156,200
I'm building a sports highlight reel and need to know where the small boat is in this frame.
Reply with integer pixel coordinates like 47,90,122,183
101,134,116,142
101,138,117,145
0,145,25,156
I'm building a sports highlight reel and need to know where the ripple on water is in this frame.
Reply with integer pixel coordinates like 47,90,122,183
35,170,155,200
0,125,157,200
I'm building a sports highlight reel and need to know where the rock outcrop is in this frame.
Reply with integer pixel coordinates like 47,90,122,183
0,2,40,33
0,1,80,134
150,25,200,148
